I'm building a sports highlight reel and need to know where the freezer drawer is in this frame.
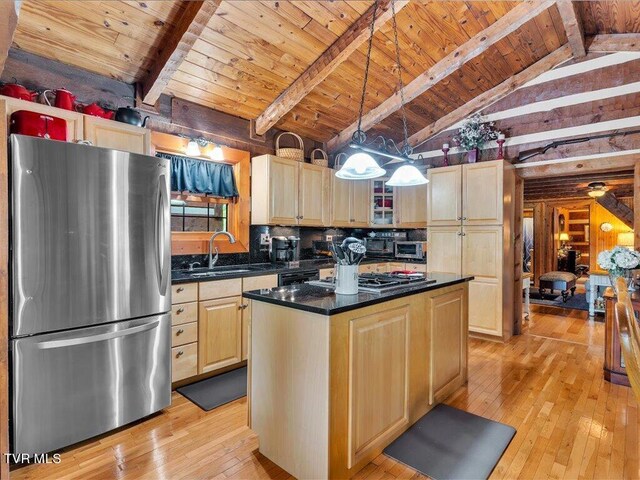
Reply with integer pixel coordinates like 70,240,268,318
12,314,171,455
11,135,171,337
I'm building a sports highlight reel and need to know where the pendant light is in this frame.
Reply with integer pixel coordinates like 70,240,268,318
386,165,428,186
336,0,385,180
587,181,606,198
185,139,201,157
210,144,224,161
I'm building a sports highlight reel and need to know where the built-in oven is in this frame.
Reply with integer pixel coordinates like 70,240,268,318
395,241,427,260
278,269,320,286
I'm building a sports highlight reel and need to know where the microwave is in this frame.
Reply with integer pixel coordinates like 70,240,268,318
395,241,426,260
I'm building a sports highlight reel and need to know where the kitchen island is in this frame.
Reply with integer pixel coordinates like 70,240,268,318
243,273,473,479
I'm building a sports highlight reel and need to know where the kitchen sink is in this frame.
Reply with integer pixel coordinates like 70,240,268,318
191,269,252,277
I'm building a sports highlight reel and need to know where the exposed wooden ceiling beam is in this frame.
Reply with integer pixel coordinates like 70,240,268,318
405,44,572,149
326,0,556,152
0,1,20,75
556,0,586,58
587,34,640,52
516,153,640,178
253,0,407,136
141,0,221,105
596,192,634,228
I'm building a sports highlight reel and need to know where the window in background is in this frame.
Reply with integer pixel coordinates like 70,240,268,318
171,199,228,232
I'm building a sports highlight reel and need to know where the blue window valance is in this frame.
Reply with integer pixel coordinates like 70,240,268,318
157,152,239,198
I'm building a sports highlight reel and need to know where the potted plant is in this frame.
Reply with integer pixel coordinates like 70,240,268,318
453,113,498,163
597,246,640,292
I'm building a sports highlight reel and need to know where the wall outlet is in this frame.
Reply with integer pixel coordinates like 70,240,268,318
260,233,271,246
325,235,333,241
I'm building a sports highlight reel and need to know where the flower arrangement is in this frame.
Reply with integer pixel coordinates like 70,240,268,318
453,113,499,152
597,246,640,291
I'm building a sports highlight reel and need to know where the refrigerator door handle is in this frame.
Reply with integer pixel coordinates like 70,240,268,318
35,320,161,350
155,174,169,295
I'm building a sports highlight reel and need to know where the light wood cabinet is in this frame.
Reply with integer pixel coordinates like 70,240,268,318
427,227,462,275
331,176,370,227
172,283,198,304
429,288,467,404
241,275,278,361
171,322,198,347
395,184,428,228
198,296,243,374
252,155,332,226
404,263,427,273
171,283,199,382
347,307,410,468
299,163,330,226
427,165,462,226
319,267,335,279
462,161,504,225
172,343,198,382
83,116,151,155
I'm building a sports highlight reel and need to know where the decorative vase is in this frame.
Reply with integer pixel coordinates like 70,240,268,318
467,148,479,163
609,269,635,293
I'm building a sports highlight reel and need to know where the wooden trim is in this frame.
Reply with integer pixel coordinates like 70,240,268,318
634,162,640,249
556,0,586,58
253,0,407,136
151,131,250,255
587,34,640,52
141,0,222,105
406,45,572,148
0,1,20,75
516,152,640,178
326,0,556,152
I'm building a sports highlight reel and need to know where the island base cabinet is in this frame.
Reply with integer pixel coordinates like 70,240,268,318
250,284,468,479
198,297,243,374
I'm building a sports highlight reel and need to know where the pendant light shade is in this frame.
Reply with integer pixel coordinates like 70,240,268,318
386,164,428,187
210,144,224,161
185,140,201,157
335,152,386,180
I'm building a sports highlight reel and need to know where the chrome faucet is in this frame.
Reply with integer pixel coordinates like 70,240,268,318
209,231,236,268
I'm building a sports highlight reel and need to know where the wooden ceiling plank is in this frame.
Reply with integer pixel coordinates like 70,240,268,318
0,0,20,75
253,0,407,136
326,0,556,152
587,34,640,52
516,154,640,179
141,0,222,105
556,0,586,58
406,44,572,149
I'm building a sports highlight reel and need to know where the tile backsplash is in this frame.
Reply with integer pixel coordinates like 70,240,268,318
171,226,427,270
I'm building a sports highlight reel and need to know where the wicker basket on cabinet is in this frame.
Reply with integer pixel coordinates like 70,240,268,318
275,132,304,162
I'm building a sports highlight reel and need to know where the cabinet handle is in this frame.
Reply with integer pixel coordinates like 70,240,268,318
462,217,467,220
176,307,184,314
457,231,462,236
176,350,184,358
239,303,249,310
176,329,184,335
177,287,184,293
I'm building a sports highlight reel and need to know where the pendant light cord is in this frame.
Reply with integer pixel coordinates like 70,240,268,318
356,0,379,141
391,0,411,156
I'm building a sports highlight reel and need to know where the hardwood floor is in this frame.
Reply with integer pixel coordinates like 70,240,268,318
11,305,639,480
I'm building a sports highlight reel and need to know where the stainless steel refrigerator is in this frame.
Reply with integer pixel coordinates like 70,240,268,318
10,135,172,455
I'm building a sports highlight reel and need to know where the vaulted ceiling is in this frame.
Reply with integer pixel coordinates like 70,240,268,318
7,1,640,151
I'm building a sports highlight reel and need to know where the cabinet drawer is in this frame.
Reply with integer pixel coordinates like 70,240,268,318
172,342,198,382
172,302,197,326
358,264,377,274
199,278,242,301
243,274,278,291
387,262,405,272
171,322,198,347
319,268,335,279
405,263,427,273
172,283,198,304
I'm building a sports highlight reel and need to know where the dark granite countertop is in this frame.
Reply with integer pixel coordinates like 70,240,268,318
242,273,473,316
171,257,426,284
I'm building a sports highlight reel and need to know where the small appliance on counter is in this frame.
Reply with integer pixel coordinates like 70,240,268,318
270,235,300,268
364,231,407,258
395,241,427,260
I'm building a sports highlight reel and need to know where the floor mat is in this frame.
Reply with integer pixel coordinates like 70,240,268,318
384,404,516,480
177,366,247,411
527,287,589,311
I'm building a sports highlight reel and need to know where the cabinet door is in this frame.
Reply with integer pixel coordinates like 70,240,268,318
3,96,84,142
429,288,466,404
396,184,428,228
462,161,503,225
331,176,353,227
269,157,299,224
83,116,151,154
462,226,503,336
299,163,330,226
427,165,461,226
427,226,462,275
242,275,278,361
351,180,371,227
348,307,410,468
198,296,243,373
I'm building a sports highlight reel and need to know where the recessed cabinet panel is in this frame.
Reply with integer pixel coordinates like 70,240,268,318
467,279,501,336
396,184,428,228
427,227,462,275
427,166,461,226
351,180,371,227
83,116,151,155
270,157,300,224
462,226,502,279
463,161,503,225
198,296,243,373
299,164,330,226
348,307,410,468
331,177,352,227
